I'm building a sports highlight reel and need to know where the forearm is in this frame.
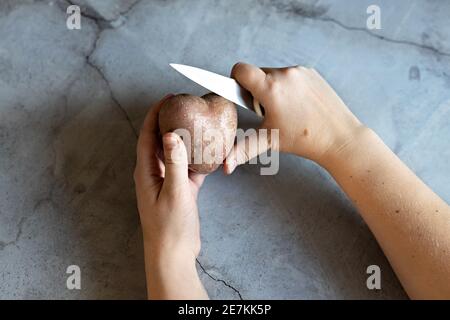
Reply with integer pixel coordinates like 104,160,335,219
321,127,450,299
144,244,208,300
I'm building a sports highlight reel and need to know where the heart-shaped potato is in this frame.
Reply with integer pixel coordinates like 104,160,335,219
159,93,237,174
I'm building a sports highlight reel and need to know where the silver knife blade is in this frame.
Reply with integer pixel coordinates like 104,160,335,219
170,63,254,112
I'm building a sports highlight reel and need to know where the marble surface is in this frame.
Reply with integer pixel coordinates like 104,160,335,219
0,0,449,299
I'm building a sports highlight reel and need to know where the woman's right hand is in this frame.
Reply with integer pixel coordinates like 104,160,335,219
224,62,366,174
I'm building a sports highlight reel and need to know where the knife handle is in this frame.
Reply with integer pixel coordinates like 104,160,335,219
253,99,264,117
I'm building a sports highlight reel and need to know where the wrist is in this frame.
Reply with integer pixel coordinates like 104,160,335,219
144,239,197,270
318,125,378,170
144,242,202,299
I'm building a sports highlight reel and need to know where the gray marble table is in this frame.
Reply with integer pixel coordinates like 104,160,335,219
1,0,449,299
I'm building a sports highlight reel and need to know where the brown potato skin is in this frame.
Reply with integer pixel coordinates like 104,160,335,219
159,93,237,174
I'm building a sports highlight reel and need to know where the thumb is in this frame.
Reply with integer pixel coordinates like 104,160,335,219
224,128,273,175
162,132,189,191
231,62,267,102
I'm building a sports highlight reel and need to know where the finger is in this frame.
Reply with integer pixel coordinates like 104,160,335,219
260,67,277,74
260,65,299,74
231,62,267,99
188,171,206,188
161,132,189,193
188,172,207,199
135,94,173,183
224,129,272,175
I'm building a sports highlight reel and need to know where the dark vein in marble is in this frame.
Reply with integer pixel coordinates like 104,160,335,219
86,51,139,138
316,16,450,58
196,259,243,300
1,1,128,253
63,0,141,137
0,217,26,251
113,0,141,22
0,196,54,251
65,0,108,23
270,1,450,58
65,0,140,27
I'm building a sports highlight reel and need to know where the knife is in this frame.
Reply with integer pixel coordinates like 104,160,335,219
169,63,263,117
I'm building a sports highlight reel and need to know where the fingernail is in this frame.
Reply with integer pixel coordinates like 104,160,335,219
163,134,178,149
162,93,174,100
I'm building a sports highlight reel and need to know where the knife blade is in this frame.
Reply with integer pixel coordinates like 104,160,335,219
169,63,263,116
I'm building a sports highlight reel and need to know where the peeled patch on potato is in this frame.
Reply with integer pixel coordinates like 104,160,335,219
159,93,238,174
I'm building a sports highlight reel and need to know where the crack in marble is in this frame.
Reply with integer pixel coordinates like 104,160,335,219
111,0,141,23
0,196,55,251
269,1,450,58
65,0,141,27
62,0,140,137
316,16,450,58
65,0,108,24
196,259,243,300
0,217,26,251
86,52,139,138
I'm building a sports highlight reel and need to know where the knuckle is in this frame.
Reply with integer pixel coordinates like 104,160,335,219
231,62,245,77
265,73,277,91
295,65,311,75
266,76,281,95
165,147,185,165
283,66,298,76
